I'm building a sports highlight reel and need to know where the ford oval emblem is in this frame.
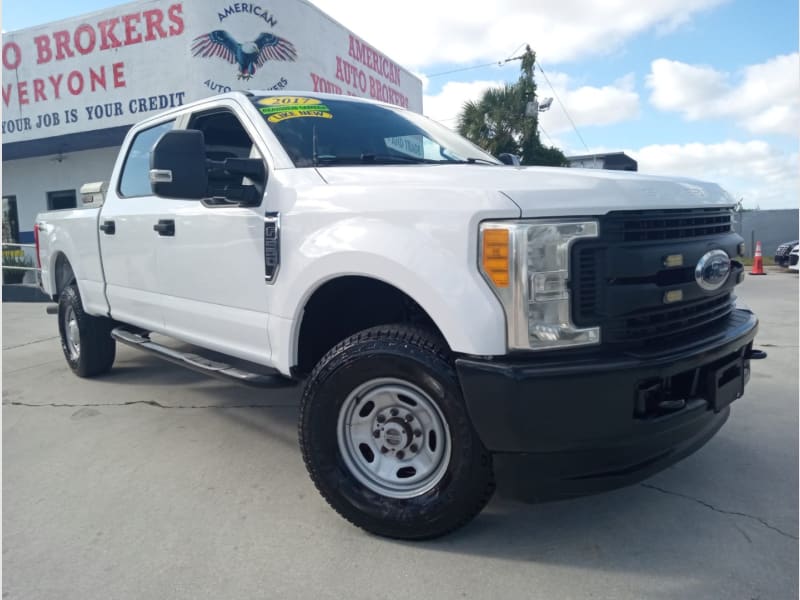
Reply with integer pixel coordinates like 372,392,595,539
695,250,731,291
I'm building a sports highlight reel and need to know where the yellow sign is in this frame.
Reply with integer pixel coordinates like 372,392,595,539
257,96,322,106
258,97,333,122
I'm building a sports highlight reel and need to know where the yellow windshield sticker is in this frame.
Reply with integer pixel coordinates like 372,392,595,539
258,96,322,106
264,108,333,123
258,97,333,122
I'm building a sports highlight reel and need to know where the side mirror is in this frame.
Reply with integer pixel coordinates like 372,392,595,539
150,130,208,199
498,153,521,166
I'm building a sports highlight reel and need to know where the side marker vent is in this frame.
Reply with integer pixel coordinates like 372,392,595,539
264,212,280,283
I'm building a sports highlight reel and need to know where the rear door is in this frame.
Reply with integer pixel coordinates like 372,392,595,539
100,119,176,331
156,103,274,365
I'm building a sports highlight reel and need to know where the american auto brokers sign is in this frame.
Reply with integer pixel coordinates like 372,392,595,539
1,0,422,144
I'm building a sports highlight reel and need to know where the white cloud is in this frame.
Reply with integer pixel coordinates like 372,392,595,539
310,0,727,68
422,79,505,123
539,73,640,134
630,140,798,209
647,53,800,135
421,73,640,134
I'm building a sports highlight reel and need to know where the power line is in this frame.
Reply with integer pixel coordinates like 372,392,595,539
505,43,527,61
536,61,590,153
538,123,555,147
425,54,524,79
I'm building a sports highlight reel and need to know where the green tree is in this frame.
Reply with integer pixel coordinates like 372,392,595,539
457,45,566,167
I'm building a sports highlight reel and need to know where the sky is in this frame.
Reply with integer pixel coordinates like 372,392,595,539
3,0,798,209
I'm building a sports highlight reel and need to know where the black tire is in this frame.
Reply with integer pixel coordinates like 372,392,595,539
58,284,116,377
299,325,495,540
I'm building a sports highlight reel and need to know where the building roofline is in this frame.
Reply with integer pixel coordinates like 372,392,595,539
566,152,630,160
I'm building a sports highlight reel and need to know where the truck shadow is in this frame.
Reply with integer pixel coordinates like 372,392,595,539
395,434,795,597
99,349,303,451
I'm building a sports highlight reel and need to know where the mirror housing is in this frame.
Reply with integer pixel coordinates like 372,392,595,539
149,130,208,199
498,153,521,166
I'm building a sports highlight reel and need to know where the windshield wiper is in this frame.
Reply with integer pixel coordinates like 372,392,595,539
449,157,499,165
314,154,497,166
362,153,442,164
316,154,439,165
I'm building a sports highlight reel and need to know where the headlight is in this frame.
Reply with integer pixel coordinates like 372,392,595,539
480,219,600,350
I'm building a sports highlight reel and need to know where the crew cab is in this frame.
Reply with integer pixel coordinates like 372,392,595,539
35,91,761,539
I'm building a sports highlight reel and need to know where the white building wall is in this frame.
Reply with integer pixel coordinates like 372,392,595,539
1,0,424,254
3,146,120,237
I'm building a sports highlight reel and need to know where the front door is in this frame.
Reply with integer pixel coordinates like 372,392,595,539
157,107,273,365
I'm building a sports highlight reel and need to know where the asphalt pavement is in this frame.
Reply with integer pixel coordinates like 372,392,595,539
3,269,798,599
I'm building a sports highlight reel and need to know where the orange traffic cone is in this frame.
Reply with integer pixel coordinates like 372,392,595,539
750,240,766,275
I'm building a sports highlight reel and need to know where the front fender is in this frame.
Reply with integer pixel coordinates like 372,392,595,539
270,203,519,372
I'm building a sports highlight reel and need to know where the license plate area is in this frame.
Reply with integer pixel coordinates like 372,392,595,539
706,351,748,412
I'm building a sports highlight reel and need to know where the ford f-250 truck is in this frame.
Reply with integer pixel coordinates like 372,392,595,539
35,91,761,540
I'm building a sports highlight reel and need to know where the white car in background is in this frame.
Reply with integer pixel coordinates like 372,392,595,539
789,244,799,271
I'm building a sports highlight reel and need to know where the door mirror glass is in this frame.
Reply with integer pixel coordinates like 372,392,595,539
150,130,209,199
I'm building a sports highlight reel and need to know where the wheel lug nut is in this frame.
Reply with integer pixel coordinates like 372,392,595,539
405,414,414,422
390,408,399,417
410,444,418,453
373,430,380,438
396,451,405,459
377,415,386,423
414,429,422,437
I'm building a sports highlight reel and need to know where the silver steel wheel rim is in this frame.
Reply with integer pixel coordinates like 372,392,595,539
337,377,452,499
64,305,80,360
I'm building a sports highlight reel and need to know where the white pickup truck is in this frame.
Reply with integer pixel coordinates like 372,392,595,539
35,91,761,539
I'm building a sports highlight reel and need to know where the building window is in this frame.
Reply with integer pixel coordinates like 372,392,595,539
2,196,19,243
119,120,176,198
47,190,77,211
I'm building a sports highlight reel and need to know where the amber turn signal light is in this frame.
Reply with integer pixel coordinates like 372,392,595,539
482,228,510,287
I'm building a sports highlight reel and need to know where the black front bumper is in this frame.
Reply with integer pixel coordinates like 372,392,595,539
456,309,758,498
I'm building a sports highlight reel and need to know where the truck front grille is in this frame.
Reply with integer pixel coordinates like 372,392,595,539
604,293,734,345
570,208,742,350
603,208,733,243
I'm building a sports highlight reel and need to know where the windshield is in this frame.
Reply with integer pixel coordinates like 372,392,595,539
251,95,501,167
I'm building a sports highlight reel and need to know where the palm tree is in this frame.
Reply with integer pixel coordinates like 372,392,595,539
459,85,521,157
456,46,566,167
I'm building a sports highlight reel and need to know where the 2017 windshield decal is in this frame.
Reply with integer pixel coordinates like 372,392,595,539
257,96,332,122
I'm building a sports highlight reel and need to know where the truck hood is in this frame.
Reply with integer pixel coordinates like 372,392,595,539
316,164,734,217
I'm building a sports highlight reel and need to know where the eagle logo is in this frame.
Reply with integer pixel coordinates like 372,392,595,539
191,30,297,80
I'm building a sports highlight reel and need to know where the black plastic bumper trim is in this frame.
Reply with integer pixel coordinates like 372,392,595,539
456,309,758,457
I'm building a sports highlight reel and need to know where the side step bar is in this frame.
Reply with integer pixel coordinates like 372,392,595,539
111,327,297,389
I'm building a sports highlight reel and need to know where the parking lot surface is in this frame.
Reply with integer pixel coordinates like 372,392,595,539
3,270,798,600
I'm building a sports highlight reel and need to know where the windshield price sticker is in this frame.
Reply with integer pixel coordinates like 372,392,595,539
258,96,321,106
258,96,333,122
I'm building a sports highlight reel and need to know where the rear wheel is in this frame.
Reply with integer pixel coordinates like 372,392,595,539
58,284,116,377
299,325,495,539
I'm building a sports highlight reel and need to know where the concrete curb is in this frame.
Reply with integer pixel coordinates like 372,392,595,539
2,284,51,303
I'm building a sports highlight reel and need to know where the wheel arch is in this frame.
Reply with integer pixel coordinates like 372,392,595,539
293,275,446,375
52,252,76,299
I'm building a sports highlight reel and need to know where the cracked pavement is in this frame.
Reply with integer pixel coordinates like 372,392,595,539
3,270,798,600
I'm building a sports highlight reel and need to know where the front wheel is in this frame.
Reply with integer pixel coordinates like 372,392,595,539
299,325,495,539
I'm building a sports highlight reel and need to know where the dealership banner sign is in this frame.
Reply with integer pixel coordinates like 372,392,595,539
1,0,422,143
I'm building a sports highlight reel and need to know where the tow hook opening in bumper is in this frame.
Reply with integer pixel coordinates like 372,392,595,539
634,342,757,419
